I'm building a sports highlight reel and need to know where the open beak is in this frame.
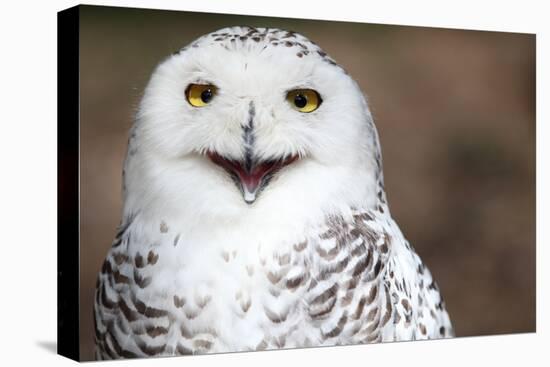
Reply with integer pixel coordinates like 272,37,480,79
208,151,298,204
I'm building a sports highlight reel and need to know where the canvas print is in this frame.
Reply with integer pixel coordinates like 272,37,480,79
57,5,535,361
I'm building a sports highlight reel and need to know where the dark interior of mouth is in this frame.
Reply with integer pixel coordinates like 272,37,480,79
208,152,297,194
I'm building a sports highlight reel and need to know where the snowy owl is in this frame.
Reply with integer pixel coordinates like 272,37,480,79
94,26,453,359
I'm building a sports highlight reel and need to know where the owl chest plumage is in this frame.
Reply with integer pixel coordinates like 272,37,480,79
94,208,453,359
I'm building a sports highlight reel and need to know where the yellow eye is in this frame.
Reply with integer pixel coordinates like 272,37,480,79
186,84,217,107
286,89,322,113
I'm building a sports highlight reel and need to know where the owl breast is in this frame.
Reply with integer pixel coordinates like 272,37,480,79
94,208,452,359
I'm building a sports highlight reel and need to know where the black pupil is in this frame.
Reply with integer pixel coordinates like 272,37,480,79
294,94,307,108
200,89,213,103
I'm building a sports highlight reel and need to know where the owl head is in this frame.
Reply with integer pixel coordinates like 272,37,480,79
123,27,384,228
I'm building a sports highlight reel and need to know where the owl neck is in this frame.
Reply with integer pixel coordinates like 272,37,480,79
121,152,388,248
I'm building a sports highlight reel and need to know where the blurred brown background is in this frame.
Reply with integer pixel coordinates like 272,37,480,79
79,5,535,361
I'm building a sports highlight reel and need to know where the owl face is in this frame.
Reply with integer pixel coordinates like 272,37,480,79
127,27,380,222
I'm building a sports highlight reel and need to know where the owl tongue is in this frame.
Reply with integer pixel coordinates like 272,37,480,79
236,161,277,203
207,152,297,204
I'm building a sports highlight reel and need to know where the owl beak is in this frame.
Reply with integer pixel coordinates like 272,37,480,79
208,152,298,204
